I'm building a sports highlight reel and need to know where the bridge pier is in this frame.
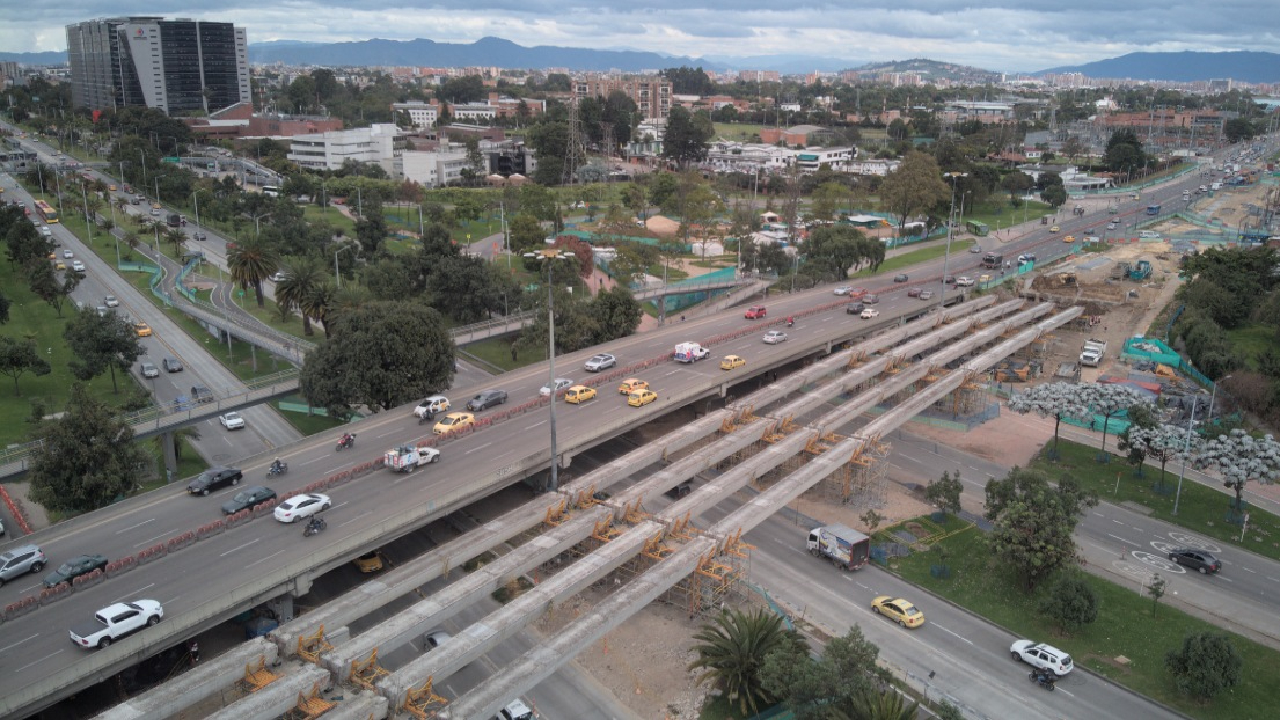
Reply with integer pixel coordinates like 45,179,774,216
267,595,296,624
160,431,178,483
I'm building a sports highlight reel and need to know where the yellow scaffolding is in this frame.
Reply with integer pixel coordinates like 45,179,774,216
403,677,450,719
544,497,569,527
297,626,333,665
348,648,390,691
621,497,647,525
574,485,600,509
283,681,334,720
669,513,699,541
239,655,279,692
592,516,623,543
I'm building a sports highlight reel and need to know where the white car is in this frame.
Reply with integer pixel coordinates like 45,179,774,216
140,362,160,378
955,276,974,287
762,330,788,344
495,699,536,720
63,249,74,259
273,492,331,523
268,271,286,282
71,260,86,272
414,395,449,418
540,378,573,396
584,353,616,372
1010,639,1074,676
861,308,880,319
104,295,119,308
833,286,852,296
219,411,245,430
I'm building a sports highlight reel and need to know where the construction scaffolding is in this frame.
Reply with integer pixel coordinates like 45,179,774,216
806,433,892,508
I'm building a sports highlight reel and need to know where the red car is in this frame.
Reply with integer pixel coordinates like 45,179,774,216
744,305,767,319
849,287,868,299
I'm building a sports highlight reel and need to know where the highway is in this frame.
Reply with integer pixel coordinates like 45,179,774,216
0,129,1258,716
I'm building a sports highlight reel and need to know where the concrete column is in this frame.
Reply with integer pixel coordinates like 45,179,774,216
160,431,178,483
267,595,295,624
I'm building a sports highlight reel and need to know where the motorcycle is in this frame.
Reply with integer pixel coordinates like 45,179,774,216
786,319,795,328
336,433,357,451
303,517,327,537
1029,670,1056,691
417,411,435,426
266,462,288,479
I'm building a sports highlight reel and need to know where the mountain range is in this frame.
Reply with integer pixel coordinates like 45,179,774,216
2,40,1277,84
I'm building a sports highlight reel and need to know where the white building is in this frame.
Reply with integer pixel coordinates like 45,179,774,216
450,103,497,121
287,123,401,172
845,159,901,176
399,148,473,188
391,101,439,129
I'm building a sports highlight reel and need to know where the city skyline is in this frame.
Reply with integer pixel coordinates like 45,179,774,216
2,1,1277,72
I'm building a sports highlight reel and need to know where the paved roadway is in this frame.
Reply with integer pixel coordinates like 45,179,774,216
0,145,1250,714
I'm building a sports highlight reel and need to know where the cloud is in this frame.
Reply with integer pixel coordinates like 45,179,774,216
4,0,1278,72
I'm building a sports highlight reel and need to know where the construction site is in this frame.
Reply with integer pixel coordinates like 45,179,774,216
90,296,1082,720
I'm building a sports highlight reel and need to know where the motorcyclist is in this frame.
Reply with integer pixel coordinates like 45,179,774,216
270,457,283,474
341,432,354,447
305,516,325,533
786,316,794,327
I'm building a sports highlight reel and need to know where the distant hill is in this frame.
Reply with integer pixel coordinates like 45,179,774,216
851,58,1001,83
1036,51,1280,83
248,36,708,72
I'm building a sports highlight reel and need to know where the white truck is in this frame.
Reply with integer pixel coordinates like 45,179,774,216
70,600,164,649
385,445,441,472
807,524,871,571
1079,339,1107,367
673,341,710,363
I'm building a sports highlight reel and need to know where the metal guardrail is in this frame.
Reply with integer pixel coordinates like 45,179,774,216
448,309,538,342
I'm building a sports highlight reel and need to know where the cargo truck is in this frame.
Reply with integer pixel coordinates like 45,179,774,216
673,342,710,363
807,524,871,571
1080,339,1107,367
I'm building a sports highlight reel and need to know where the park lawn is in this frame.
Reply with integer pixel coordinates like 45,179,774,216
850,240,974,278
1030,440,1280,564
275,395,349,435
712,122,767,142
462,337,545,372
1225,323,1274,369
137,435,208,493
302,205,357,235
889,518,1280,720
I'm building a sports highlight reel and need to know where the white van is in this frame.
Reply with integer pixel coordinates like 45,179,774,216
1139,230,1160,239
1211,182,1222,191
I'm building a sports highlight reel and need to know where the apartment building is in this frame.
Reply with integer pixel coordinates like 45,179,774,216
288,123,401,172
574,76,672,119
66,16,250,115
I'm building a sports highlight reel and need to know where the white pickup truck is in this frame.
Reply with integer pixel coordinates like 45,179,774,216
70,600,164,649
385,445,441,472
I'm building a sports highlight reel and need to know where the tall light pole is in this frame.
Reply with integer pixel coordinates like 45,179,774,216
137,149,147,191
192,188,207,233
1174,397,1198,516
524,247,574,492
939,171,968,303
334,241,357,288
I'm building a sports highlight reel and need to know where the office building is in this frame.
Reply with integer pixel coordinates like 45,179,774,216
66,17,250,116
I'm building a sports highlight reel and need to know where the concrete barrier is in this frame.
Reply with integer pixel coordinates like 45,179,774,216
71,569,106,592
39,583,71,606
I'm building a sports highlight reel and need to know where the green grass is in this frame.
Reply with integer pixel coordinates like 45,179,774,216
850,240,973,278
302,205,356,235
1031,440,1280,563
276,396,349,435
463,336,545,372
1226,323,1275,369
889,517,1280,720
712,122,767,142
138,435,209,492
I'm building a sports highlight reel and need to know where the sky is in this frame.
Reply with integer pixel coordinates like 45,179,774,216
4,1,1278,72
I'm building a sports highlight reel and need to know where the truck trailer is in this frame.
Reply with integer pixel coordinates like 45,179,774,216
807,524,871,571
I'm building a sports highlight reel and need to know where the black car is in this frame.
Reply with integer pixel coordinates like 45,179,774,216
845,302,866,315
162,357,183,373
221,486,277,515
188,466,243,496
893,274,909,283
44,554,109,588
1168,548,1222,574
466,389,508,412
190,385,214,403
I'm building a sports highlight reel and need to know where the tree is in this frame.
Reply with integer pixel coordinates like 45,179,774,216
227,236,279,308
1001,171,1033,204
804,225,870,281
1079,384,1153,458
1120,423,1200,488
1194,429,1280,518
1038,575,1098,634
689,608,790,717
849,688,919,720
649,172,680,214
0,290,9,324
1008,382,1089,458
588,286,643,344
878,152,949,235
1148,573,1167,616
621,182,648,222
428,255,504,323
526,120,569,185
924,470,964,516
810,181,848,222
1223,118,1255,143
985,467,1098,590
761,625,890,720
508,213,545,254
0,336,51,395
29,384,149,515
299,301,454,417
1105,129,1146,176
1041,184,1067,208
661,66,715,95
662,106,714,167
275,256,327,336
1165,632,1242,701
63,308,144,393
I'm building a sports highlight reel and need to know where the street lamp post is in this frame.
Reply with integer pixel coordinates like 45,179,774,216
940,171,968,303
192,189,206,231
1173,397,1198,516
524,247,574,492
333,242,357,288
137,149,147,191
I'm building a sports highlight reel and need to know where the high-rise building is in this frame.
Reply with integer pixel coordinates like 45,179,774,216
66,17,250,116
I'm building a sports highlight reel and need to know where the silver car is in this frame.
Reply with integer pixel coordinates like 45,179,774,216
0,544,46,585
140,362,160,378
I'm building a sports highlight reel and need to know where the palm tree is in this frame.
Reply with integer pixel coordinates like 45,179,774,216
227,236,279,308
275,256,326,336
849,688,919,720
300,281,335,338
688,608,788,717
122,231,140,256
164,228,187,258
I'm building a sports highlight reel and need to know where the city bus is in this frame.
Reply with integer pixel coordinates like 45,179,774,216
965,220,989,237
260,184,279,198
1146,204,1161,216
33,199,58,223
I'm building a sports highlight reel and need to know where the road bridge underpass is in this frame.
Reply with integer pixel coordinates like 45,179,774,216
442,307,1082,719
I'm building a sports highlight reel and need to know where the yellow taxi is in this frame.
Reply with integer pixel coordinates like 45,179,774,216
627,389,658,407
108,184,117,192
1063,235,1075,244
978,273,992,284
564,385,596,404
134,322,153,337
352,551,386,573
151,201,162,209
55,259,67,270
720,354,746,371
871,595,925,628
618,378,649,395
432,411,475,435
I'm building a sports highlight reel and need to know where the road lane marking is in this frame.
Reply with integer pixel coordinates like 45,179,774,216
298,456,327,466
116,518,156,534
525,420,547,430
118,583,156,602
134,532,172,549
338,512,371,528
0,634,39,653
17,649,64,672
376,429,400,438
929,622,974,645
466,442,493,455
220,539,260,557
247,550,285,568
1106,533,1138,546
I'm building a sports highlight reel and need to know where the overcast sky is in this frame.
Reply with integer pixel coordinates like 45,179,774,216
5,1,1277,72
